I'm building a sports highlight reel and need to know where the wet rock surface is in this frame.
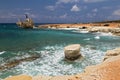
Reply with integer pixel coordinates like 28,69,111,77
0,55,40,71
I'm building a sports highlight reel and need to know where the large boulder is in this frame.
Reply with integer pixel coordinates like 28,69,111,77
5,75,32,80
103,48,120,61
64,44,82,60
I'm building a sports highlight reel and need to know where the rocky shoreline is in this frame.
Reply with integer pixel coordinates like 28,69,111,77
3,22,120,80
38,23,120,36
4,47,120,80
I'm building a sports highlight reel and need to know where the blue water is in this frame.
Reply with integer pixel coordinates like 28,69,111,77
0,23,120,79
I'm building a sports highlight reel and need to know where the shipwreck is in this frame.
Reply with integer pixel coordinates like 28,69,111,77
16,14,35,28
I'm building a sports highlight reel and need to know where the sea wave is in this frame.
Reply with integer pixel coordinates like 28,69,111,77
57,28,79,30
12,45,104,76
94,32,113,36
72,29,89,33
84,38,91,41
94,36,100,39
0,51,6,55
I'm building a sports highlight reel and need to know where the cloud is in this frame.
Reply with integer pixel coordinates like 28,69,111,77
71,5,80,12
102,6,112,9
86,12,97,18
113,9,120,16
84,0,107,3
24,8,31,11
56,0,79,4
46,0,80,11
45,6,55,11
59,13,67,18
0,12,18,19
24,12,38,18
92,8,98,12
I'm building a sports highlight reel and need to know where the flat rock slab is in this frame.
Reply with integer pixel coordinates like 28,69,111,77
5,75,32,80
103,47,120,61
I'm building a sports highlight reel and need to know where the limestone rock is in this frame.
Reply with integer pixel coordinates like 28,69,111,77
64,44,82,60
88,27,120,36
49,75,73,80
5,75,32,80
32,75,52,80
69,55,120,80
103,47,120,61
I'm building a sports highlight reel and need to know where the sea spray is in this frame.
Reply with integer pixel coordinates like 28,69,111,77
11,45,104,76
0,51,5,55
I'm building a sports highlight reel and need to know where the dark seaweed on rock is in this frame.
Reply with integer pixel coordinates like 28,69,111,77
0,55,40,71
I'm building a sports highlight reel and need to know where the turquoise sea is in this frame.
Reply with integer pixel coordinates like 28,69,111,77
0,23,120,79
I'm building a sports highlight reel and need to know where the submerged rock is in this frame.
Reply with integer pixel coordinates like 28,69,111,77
0,55,40,71
103,47,120,61
64,44,82,60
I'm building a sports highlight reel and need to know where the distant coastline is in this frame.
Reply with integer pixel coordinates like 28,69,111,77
37,20,120,36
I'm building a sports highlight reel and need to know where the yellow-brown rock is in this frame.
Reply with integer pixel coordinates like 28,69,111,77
69,55,120,80
50,75,73,80
5,75,32,80
32,75,52,80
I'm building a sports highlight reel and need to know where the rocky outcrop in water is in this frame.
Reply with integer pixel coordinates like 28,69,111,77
88,27,120,35
64,44,82,60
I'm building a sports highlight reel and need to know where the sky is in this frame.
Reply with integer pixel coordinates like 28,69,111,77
0,0,120,23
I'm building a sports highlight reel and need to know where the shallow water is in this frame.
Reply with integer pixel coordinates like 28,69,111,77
0,23,120,79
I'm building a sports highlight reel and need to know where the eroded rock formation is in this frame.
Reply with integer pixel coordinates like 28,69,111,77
64,44,82,60
103,47,120,61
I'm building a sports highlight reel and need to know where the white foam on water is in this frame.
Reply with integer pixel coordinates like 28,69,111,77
79,30,89,33
84,38,90,41
94,32,113,36
94,36,100,39
13,45,104,76
0,51,6,55
72,29,89,34
99,32,113,36
58,28,79,30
